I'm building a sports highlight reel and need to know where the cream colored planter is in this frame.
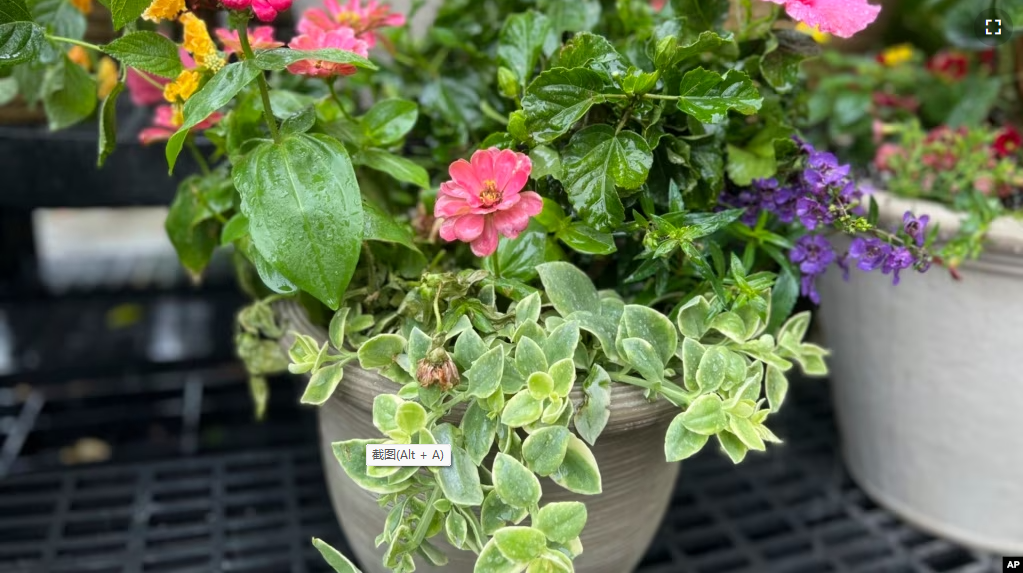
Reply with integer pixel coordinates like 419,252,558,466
818,191,1023,555
278,303,680,573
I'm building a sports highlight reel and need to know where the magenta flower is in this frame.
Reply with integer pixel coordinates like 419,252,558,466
286,27,369,78
221,0,292,23
297,0,405,48
215,26,283,55
138,105,223,145
764,0,880,38
435,148,543,257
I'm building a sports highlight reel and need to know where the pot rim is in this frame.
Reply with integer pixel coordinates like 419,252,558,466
275,300,681,433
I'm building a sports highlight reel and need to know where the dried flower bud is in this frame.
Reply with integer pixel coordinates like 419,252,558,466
416,348,459,391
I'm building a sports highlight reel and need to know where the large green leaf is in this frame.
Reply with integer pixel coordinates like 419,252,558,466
482,221,546,282
522,67,608,143
554,32,626,76
498,10,550,87
0,22,43,67
167,61,262,173
438,446,485,506
549,435,601,494
356,148,430,188
561,125,652,231
252,47,377,71
556,222,616,255
108,0,149,29
363,201,420,252
43,55,97,130
533,502,587,543
102,31,183,79
675,68,762,124
493,453,542,508
165,176,220,279
760,30,818,94
536,262,600,316
233,133,365,310
360,98,418,146
32,0,85,39
0,0,32,24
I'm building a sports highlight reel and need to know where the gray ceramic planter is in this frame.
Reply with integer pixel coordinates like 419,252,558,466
818,191,1023,555
278,303,681,573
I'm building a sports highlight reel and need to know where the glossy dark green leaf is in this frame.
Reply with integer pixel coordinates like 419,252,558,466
102,31,183,78
561,125,652,231
482,221,546,282
43,55,97,130
659,30,736,69
233,133,364,310
670,0,729,33
530,146,563,180
361,98,418,146
280,105,316,135
165,177,221,280
766,266,798,334
0,0,32,24
557,222,615,254
676,68,762,124
363,201,420,252
221,213,249,246
522,67,607,143
760,30,818,94
96,81,124,167
554,32,626,76
0,22,43,67
498,10,550,86
252,47,377,71
356,148,430,188
167,62,262,173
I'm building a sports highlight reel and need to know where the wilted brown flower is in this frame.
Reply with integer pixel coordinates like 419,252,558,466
416,348,459,391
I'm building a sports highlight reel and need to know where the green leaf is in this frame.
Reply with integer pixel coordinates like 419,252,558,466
530,146,563,180
96,81,124,167
372,394,402,434
467,346,506,399
620,305,678,364
536,262,600,317
498,10,550,86
659,31,736,69
301,362,345,405
165,178,219,279
483,221,547,282
562,125,652,231
358,334,406,369
0,76,16,105
760,30,818,94
522,67,608,143
543,321,580,365
764,365,788,412
675,68,762,124
221,213,249,246
33,0,85,39
43,55,96,130
454,329,488,371
102,31,183,78
522,426,570,476
476,537,527,573
167,62,262,173
665,413,710,461
709,312,747,342
482,491,529,535
233,133,364,310
356,148,430,188
574,365,610,446
439,446,485,506
108,0,149,29
461,401,499,466
767,267,798,334
395,401,428,433
445,510,469,549
676,296,711,339
361,98,418,146
526,371,554,399
362,201,420,253
621,338,663,382
280,105,316,135
493,453,542,508
554,32,626,76
494,527,547,563
0,0,32,24
729,415,765,451
557,222,616,255
252,47,377,71
945,77,1001,128
502,391,544,427
0,22,42,68
534,502,587,544
332,440,410,494
550,435,601,494
313,538,362,573
670,0,729,33
515,336,548,376
696,346,727,393
681,394,726,435
717,431,747,463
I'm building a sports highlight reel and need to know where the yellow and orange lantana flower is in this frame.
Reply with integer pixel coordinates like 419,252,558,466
97,57,119,99
179,12,225,72
163,69,202,104
142,0,185,23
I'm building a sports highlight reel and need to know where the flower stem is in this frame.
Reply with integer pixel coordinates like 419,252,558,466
134,68,166,90
409,486,442,549
234,21,281,143
327,80,355,121
186,139,212,177
46,35,101,51
609,372,691,407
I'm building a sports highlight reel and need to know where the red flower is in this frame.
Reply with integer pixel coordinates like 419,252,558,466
994,126,1022,158
926,50,968,82
871,91,919,113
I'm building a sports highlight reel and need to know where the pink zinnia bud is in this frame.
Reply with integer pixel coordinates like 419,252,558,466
434,147,543,257
215,26,284,55
221,0,292,22
763,0,881,39
286,27,369,77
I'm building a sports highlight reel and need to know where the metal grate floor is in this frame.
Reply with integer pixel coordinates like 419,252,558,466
0,377,1000,573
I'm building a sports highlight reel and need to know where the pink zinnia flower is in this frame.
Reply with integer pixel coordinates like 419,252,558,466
764,0,880,39
651,0,666,9
221,0,292,23
214,26,283,55
139,105,223,145
297,0,405,48
126,48,194,107
286,27,369,78
434,148,543,257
